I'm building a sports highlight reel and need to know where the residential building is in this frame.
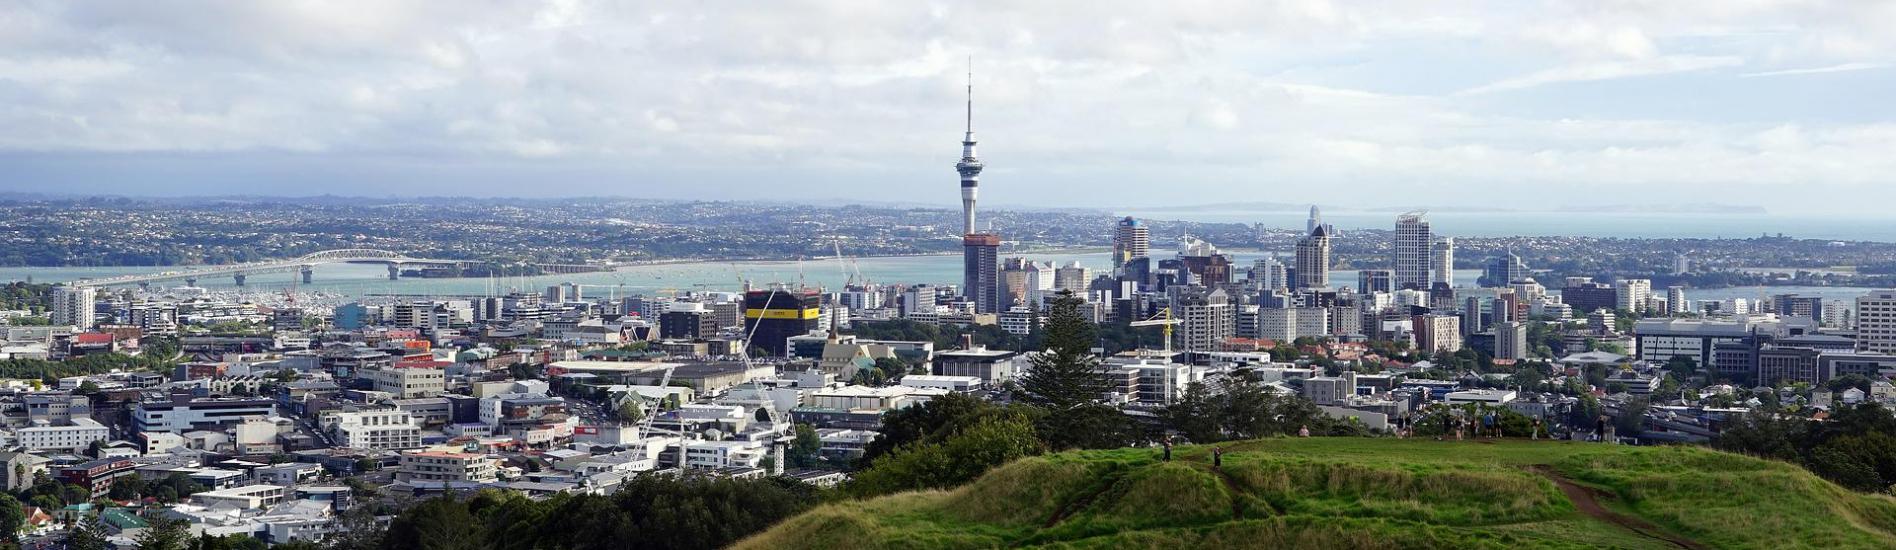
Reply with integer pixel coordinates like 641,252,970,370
1496,321,1529,361
1412,314,1462,353
323,409,423,451
1430,237,1454,288
1615,279,1652,313
398,451,499,483
51,286,96,329
1293,225,1331,289
1174,288,1235,352
1394,212,1432,290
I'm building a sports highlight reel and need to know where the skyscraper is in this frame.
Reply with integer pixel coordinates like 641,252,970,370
1431,237,1455,288
1112,217,1150,269
1483,249,1528,287
1394,211,1432,290
51,285,95,329
1294,225,1330,289
964,234,1001,313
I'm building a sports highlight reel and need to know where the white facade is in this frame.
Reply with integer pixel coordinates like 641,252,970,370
1430,237,1454,288
325,409,422,450
1394,213,1432,290
1615,279,1652,313
16,418,108,452
1858,290,1896,354
51,286,96,329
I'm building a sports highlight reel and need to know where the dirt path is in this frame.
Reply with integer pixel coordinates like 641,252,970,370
1531,466,1706,550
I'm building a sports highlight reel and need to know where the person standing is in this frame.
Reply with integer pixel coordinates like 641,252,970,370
1212,447,1224,468
1161,435,1173,462
1594,415,1607,443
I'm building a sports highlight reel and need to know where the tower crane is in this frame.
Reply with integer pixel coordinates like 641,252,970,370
1129,307,1181,356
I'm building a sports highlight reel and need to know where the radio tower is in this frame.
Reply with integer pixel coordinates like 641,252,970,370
956,60,983,236
957,60,1001,315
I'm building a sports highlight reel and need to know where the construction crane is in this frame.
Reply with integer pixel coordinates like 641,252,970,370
1129,307,1181,355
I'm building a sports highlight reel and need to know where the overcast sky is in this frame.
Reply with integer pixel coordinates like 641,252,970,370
2,1,1893,214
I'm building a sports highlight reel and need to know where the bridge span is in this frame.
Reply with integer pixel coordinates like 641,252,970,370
69,249,471,288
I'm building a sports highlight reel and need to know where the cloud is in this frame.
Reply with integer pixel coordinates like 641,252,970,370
0,1,1894,214
1741,62,1890,78
1457,55,1745,95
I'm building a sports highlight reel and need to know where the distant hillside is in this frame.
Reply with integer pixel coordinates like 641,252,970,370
738,439,1896,549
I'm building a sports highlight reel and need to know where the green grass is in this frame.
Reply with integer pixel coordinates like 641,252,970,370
735,439,1896,550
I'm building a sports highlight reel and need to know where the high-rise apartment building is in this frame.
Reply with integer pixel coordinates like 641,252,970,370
1174,288,1234,352
1496,321,1528,361
1112,217,1150,269
1615,279,1652,313
1394,212,1432,290
1430,237,1455,288
963,235,1001,314
52,286,96,329
1412,314,1462,353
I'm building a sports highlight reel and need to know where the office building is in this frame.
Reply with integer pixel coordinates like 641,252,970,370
744,289,822,356
1430,237,1455,288
1113,217,1150,269
1358,269,1393,295
1483,250,1528,287
51,286,96,329
135,394,276,433
1293,224,1331,289
1858,290,1896,354
1254,255,1288,291
1561,278,1617,313
1394,212,1432,290
1054,262,1089,295
1773,294,1822,320
399,451,500,484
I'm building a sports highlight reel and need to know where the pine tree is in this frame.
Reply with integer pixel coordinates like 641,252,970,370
1018,291,1104,409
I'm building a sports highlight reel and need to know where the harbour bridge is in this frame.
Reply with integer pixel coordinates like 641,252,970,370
68,249,472,288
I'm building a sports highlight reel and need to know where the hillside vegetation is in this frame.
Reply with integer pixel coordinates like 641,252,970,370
738,439,1896,550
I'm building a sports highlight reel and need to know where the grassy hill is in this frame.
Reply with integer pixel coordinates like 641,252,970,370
737,439,1896,549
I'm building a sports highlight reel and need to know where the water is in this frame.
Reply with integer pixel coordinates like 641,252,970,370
0,254,1872,305
1117,210,1896,242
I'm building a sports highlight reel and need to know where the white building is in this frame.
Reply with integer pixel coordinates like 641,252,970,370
1857,290,1896,354
16,418,108,453
1615,279,1652,313
365,367,445,398
51,286,96,329
1495,321,1529,361
323,409,422,451
398,451,499,483
191,484,287,510
1430,237,1454,288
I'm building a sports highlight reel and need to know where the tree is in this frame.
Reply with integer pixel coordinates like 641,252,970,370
786,423,822,468
75,380,101,395
1663,355,1699,380
1017,291,1105,409
847,414,1041,497
1614,397,1650,437
66,516,109,550
382,497,485,550
616,400,645,424
0,493,21,542
136,517,191,550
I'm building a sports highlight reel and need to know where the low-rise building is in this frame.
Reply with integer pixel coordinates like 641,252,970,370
398,451,499,484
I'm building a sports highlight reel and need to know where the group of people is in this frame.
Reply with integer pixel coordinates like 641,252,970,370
1414,405,1543,441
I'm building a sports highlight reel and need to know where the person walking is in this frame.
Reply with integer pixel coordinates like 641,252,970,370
1212,447,1224,468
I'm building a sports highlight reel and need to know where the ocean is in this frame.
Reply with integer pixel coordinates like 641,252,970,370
0,252,1873,305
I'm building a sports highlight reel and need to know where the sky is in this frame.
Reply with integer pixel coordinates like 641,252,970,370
2,1,1894,215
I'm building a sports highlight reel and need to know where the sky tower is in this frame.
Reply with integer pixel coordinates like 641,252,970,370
956,64,983,236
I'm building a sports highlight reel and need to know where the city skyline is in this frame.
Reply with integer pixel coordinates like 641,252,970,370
2,2,1894,214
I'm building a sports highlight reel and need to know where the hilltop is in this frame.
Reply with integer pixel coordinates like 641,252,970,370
738,439,1896,549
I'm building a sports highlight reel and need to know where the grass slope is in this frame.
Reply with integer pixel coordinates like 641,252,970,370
737,439,1896,550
